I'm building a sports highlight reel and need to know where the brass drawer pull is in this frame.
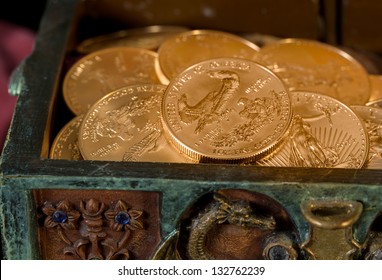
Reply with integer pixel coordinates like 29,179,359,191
301,200,363,259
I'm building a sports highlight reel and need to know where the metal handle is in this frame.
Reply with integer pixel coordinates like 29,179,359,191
301,200,363,230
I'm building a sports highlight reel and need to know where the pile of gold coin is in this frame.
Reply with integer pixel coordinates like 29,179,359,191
50,26,382,169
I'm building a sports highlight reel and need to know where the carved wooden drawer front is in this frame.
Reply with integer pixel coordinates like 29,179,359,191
34,189,161,260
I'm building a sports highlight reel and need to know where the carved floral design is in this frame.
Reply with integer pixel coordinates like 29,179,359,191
41,199,144,260
43,200,81,230
105,200,144,231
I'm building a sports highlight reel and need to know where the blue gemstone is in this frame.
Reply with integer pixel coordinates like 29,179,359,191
52,211,68,223
115,211,130,225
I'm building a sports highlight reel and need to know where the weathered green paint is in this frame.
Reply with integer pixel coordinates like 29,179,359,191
0,187,40,259
1,173,381,259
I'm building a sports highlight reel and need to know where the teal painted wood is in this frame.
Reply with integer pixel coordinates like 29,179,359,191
0,187,40,259
2,173,382,259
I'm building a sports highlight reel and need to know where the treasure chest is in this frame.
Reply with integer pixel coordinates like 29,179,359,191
1,0,382,260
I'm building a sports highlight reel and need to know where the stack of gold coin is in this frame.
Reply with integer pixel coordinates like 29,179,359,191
50,26,381,169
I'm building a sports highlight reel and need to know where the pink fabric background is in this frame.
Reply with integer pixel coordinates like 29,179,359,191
0,21,35,154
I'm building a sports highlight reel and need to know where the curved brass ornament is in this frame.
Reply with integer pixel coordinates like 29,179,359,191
151,230,182,260
187,192,276,260
301,200,363,259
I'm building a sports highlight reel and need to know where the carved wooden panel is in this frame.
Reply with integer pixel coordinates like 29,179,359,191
33,189,161,260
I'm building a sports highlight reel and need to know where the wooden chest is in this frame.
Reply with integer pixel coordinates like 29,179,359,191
1,0,382,260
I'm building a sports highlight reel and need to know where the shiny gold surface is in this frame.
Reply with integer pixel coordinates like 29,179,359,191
49,115,84,160
157,29,260,82
77,25,189,54
161,58,292,163
258,91,369,168
79,84,193,163
63,47,161,115
367,75,382,104
301,200,363,229
350,105,382,169
339,46,381,74
366,98,382,107
254,39,370,105
240,32,281,48
301,200,362,259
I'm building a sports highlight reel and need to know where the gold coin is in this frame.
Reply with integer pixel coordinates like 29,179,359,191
254,39,370,105
79,84,194,163
339,46,380,74
49,115,84,160
240,32,281,48
161,58,292,163
367,75,382,104
157,29,260,83
351,105,382,169
367,98,382,108
63,47,161,115
257,91,369,168
76,25,189,54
